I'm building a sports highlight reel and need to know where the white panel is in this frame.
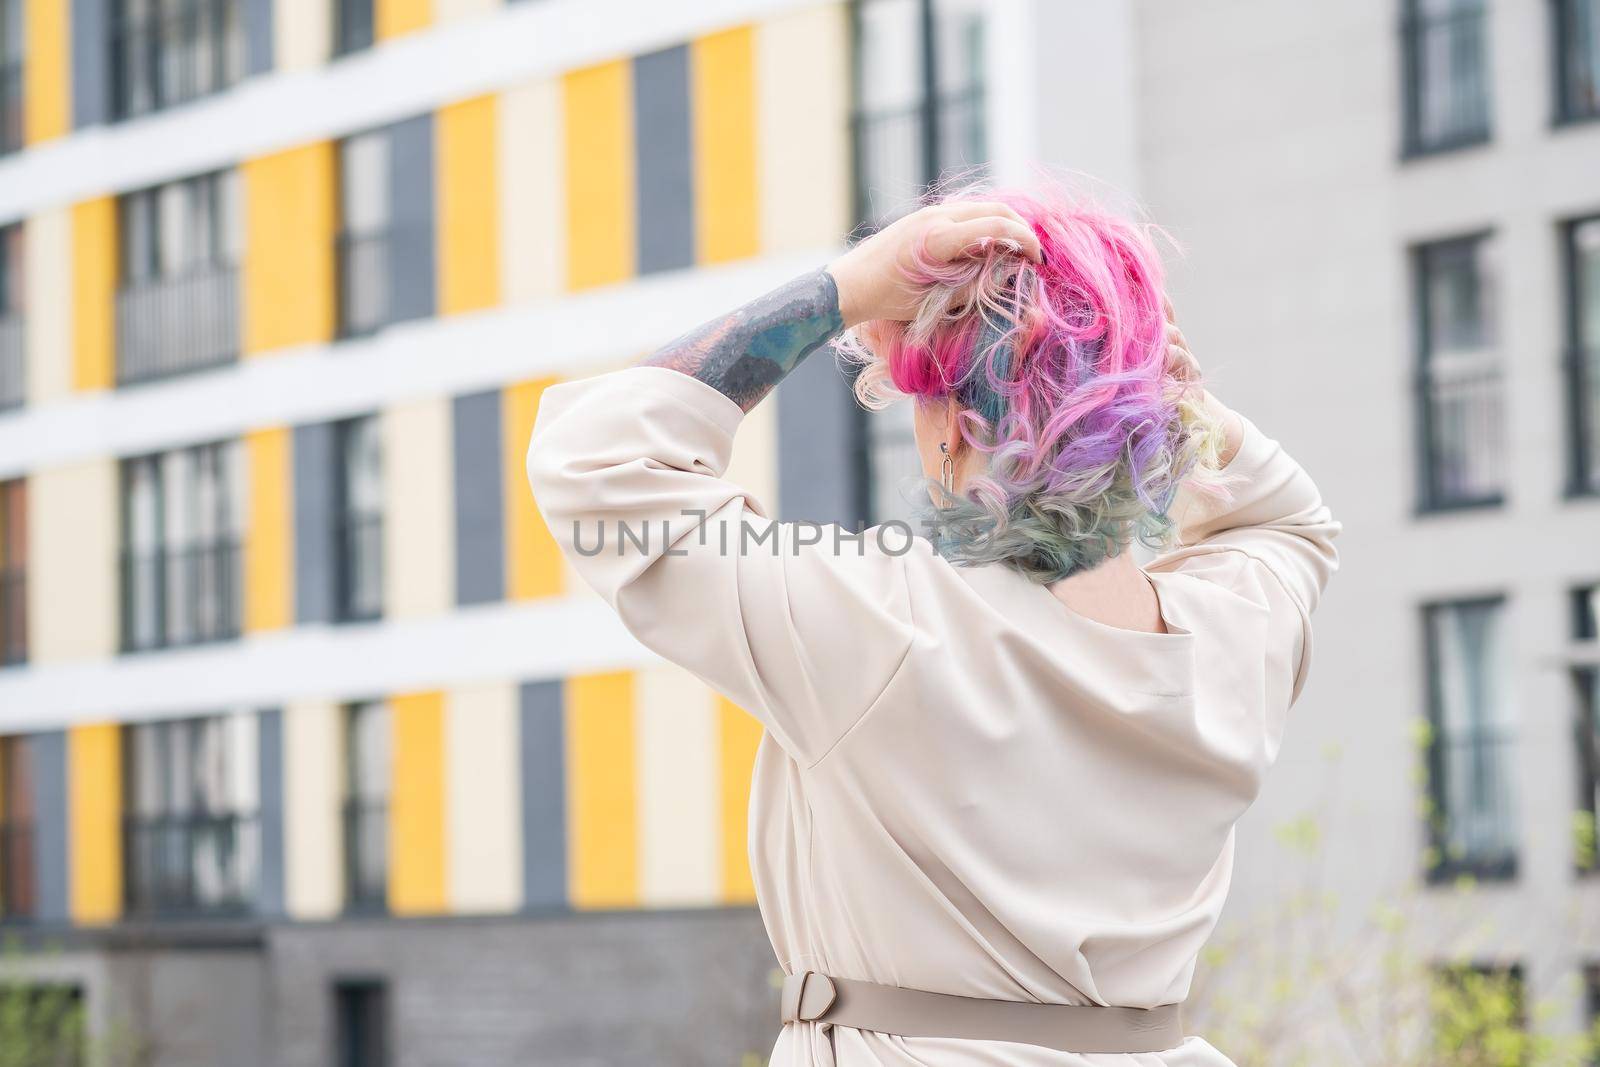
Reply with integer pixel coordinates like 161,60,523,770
757,4,851,255
635,665,718,906
27,460,117,664
382,398,455,618
446,682,522,913
435,0,499,25
284,699,343,918
499,78,564,306
275,0,332,73
23,207,72,405
0,251,829,480
0,596,658,732
0,0,824,224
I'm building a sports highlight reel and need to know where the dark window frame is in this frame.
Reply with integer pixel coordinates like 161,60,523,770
334,130,395,340
121,714,261,917
340,700,388,913
1564,214,1600,497
1553,0,1600,125
119,440,242,654
1573,584,1600,875
333,978,389,1067
1400,0,1493,158
0,478,25,667
1422,596,1518,884
332,415,383,624
109,0,247,122
1412,232,1506,513
333,0,375,58
0,221,24,411
115,171,241,386
0,735,36,920
0,0,22,156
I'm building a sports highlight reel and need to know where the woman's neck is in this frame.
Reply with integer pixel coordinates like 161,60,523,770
1047,548,1167,635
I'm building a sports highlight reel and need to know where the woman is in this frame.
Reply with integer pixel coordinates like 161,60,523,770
527,186,1339,1066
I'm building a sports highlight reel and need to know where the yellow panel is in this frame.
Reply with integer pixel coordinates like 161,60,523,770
389,691,447,915
437,95,501,316
566,672,638,909
692,26,760,264
717,698,763,903
562,62,635,290
69,724,122,925
376,0,431,40
71,199,117,392
503,378,563,600
243,142,338,354
244,428,293,632
23,0,69,143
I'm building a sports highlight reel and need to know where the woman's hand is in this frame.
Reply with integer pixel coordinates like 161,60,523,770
827,201,1043,328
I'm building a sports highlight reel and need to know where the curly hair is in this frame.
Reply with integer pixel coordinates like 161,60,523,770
834,183,1227,583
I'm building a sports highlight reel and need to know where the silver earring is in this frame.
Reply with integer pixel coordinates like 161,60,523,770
940,442,955,496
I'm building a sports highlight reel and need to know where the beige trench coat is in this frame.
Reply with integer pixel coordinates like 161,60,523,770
527,367,1340,1066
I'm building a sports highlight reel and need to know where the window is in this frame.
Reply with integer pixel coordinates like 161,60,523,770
337,131,392,337
121,441,244,652
1423,599,1516,882
123,714,260,915
111,0,246,120
1413,235,1504,510
1574,584,1600,872
0,736,35,919
0,0,21,155
1556,0,1600,123
334,416,383,622
0,479,23,666
334,0,375,56
342,701,389,910
852,0,988,230
1566,217,1600,495
116,171,242,384
334,980,389,1067
0,223,23,410
1401,0,1491,155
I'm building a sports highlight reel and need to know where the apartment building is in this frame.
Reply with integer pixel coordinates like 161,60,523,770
0,0,1595,1064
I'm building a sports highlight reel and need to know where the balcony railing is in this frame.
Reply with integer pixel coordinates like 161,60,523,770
110,0,246,121
123,811,259,916
337,231,392,339
0,821,35,918
0,313,22,411
1568,347,1600,494
342,798,387,910
0,566,24,666
1427,732,1518,882
852,85,987,231
1417,353,1505,510
120,539,241,653
115,267,239,386
1555,0,1600,124
1402,3,1491,154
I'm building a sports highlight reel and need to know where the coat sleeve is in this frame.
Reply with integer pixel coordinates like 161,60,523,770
526,366,916,766
1149,414,1341,701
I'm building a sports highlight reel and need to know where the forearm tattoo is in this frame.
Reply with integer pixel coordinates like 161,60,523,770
641,269,845,412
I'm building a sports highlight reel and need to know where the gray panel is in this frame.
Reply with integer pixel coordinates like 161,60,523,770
256,709,285,916
387,114,436,324
776,356,867,527
30,731,69,924
518,680,566,911
245,0,275,75
292,422,337,624
71,0,111,128
452,390,504,605
632,46,694,275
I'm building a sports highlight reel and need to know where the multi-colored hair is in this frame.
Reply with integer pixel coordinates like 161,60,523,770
835,182,1226,583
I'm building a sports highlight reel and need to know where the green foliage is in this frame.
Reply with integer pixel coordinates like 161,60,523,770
0,981,86,1067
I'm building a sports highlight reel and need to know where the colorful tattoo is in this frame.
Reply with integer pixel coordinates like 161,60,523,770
641,269,845,412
